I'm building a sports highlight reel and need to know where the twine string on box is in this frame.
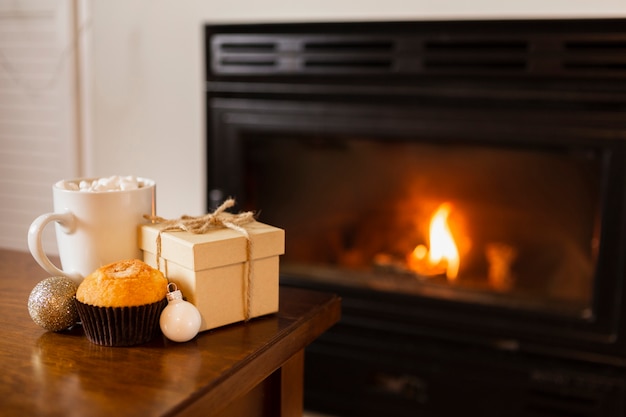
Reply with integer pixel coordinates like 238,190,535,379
144,198,256,321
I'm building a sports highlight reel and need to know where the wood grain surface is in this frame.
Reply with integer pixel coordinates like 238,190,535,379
0,250,340,417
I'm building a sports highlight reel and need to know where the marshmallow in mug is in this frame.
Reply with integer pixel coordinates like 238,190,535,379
61,175,142,192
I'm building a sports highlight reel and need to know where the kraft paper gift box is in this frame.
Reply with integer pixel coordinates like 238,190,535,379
139,220,284,332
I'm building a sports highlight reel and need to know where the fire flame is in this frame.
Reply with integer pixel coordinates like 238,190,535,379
407,203,460,281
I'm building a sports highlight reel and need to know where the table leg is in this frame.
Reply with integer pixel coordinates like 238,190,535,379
280,349,305,417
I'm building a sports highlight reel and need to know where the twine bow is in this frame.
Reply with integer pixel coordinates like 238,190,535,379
144,198,256,321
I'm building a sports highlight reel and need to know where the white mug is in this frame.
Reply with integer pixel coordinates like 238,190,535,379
28,177,156,283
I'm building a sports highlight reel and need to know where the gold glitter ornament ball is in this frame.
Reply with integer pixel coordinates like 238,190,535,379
28,276,79,332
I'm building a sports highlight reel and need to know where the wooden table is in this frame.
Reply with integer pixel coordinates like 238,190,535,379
0,249,341,417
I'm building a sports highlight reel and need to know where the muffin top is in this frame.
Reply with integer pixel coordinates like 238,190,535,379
76,259,168,307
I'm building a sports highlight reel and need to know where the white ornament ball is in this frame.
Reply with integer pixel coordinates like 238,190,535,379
160,287,202,343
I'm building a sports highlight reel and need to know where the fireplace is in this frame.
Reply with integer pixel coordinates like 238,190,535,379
205,19,626,416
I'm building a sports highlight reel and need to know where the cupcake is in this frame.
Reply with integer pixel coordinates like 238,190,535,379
75,259,168,346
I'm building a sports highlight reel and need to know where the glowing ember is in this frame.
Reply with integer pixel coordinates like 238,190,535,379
407,203,460,281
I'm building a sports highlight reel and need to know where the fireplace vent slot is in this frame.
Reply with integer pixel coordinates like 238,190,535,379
219,42,277,52
423,40,528,51
304,40,394,52
565,40,626,51
218,58,276,68
302,40,394,70
421,39,528,72
562,39,626,75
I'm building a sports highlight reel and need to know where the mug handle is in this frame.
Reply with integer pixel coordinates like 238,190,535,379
28,211,81,282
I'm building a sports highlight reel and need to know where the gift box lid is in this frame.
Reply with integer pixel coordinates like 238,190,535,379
139,220,284,271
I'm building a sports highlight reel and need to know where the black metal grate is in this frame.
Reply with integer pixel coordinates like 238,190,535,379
210,31,626,78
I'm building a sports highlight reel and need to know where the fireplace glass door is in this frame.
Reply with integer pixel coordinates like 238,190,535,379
240,132,603,319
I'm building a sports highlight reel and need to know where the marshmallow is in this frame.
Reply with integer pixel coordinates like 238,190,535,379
63,175,141,192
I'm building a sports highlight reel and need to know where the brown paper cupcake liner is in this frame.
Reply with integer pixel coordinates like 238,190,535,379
75,298,167,347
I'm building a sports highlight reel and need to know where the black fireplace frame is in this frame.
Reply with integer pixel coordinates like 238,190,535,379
205,19,626,417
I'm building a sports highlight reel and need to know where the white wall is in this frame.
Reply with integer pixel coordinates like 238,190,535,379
86,0,626,220
0,0,80,252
